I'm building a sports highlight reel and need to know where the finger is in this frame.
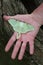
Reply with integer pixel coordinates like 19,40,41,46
3,15,23,21
29,41,34,55
18,42,27,60
3,15,27,22
3,15,16,21
11,39,21,59
3,14,34,25
5,32,16,52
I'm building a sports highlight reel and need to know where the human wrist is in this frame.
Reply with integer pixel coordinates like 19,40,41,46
31,3,43,26
31,13,42,27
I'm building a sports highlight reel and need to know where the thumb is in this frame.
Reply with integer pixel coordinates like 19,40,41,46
3,15,17,21
3,15,27,21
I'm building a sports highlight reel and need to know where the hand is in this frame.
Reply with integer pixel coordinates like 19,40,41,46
3,14,41,60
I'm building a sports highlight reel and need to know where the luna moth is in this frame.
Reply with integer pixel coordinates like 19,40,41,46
8,19,34,39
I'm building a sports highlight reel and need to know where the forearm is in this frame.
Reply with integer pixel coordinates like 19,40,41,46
32,3,43,26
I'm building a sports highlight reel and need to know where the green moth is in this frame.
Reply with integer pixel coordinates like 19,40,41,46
8,19,34,39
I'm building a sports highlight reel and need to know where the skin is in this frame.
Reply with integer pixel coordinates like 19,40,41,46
3,3,43,60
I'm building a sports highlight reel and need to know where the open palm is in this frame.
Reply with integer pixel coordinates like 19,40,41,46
3,14,40,60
